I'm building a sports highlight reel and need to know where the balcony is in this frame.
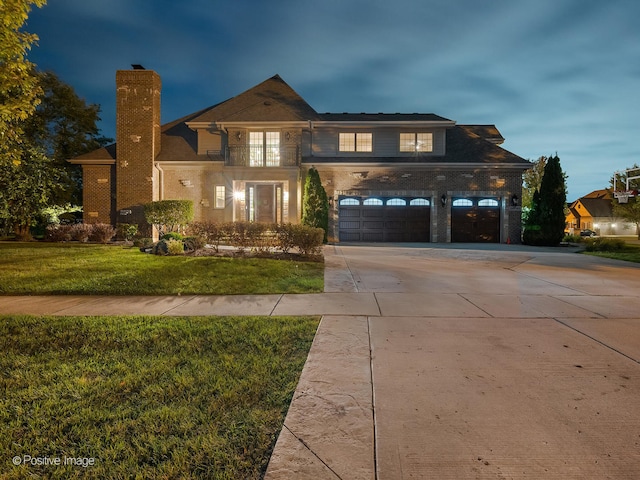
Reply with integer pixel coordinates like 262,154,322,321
225,145,300,167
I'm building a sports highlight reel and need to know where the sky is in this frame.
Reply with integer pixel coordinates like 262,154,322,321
25,0,640,200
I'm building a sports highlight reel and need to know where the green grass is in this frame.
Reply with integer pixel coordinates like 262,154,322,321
581,238,640,263
0,243,324,295
0,315,319,479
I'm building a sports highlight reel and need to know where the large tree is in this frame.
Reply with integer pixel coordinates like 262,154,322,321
0,0,46,156
522,156,547,212
611,165,640,238
24,71,112,203
523,154,567,246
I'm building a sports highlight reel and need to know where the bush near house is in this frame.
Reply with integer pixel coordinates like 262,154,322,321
144,200,194,237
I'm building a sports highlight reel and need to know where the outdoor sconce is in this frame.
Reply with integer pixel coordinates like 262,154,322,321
440,194,447,206
236,132,242,140
511,194,519,206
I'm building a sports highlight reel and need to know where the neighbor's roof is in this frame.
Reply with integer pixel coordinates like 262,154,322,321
572,197,613,218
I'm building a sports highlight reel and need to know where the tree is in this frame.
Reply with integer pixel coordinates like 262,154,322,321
144,200,194,237
24,71,112,203
611,165,640,238
522,156,547,212
0,0,46,158
301,167,329,242
0,145,67,239
523,154,567,246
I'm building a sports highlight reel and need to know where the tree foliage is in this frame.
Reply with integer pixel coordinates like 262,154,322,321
522,156,547,212
611,165,640,238
0,0,46,157
523,154,567,246
144,200,194,237
301,167,329,242
24,71,112,203
0,145,67,239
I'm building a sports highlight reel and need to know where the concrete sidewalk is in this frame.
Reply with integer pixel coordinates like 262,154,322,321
2,243,639,478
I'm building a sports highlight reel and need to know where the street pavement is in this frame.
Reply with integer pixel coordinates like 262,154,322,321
1,243,639,478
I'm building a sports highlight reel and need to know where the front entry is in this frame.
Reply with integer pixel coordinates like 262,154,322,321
247,183,283,223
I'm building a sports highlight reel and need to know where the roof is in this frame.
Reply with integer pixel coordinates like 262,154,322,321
570,197,613,218
187,75,320,124
304,125,529,166
318,112,452,123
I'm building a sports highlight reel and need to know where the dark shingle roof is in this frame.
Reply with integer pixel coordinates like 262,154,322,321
304,125,529,166
576,198,613,217
188,75,320,123
318,112,452,122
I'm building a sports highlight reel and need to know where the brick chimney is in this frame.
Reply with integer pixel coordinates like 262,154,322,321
115,68,161,235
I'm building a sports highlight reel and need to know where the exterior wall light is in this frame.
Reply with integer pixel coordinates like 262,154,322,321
511,194,519,206
440,194,447,206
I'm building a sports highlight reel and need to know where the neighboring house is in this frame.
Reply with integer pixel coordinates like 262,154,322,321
565,189,636,235
70,67,531,243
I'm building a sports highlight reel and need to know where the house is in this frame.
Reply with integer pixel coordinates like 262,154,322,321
70,68,531,243
565,189,636,235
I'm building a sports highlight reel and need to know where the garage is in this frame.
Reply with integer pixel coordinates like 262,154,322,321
338,196,431,242
451,197,500,243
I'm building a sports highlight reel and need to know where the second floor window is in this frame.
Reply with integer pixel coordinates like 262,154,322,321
339,133,372,152
400,132,433,152
250,131,280,166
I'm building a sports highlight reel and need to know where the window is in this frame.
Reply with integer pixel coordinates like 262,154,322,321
363,198,383,205
249,131,280,166
478,198,499,207
215,185,225,209
386,198,407,206
400,132,433,152
410,198,430,206
452,198,473,207
339,133,372,152
339,198,360,206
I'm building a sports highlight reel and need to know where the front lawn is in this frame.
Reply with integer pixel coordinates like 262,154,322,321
0,243,324,295
580,238,640,264
1,315,319,479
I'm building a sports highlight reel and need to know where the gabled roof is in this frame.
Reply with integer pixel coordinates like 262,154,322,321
318,112,452,123
188,75,320,124
570,197,613,218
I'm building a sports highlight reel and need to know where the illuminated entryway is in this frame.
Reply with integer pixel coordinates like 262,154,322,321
233,181,287,223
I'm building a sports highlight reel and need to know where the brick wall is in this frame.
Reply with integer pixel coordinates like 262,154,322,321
313,165,524,243
115,70,161,234
82,164,114,224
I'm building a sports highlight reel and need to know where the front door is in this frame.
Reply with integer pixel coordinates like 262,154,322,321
247,183,283,223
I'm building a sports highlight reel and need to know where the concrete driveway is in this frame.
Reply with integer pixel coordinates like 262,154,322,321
266,243,640,479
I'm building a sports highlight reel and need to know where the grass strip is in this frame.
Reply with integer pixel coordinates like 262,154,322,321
0,243,324,295
1,315,319,479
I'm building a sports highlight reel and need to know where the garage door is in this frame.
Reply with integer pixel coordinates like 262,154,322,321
451,197,500,243
339,196,431,242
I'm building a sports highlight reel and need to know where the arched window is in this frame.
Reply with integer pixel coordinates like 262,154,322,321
452,198,473,207
363,198,383,206
409,198,430,206
339,198,360,206
478,198,499,207
386,198,407,206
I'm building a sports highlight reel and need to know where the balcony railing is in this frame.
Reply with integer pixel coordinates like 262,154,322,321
225,146,300,167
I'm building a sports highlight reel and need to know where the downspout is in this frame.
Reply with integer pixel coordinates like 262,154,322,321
155,162,164,200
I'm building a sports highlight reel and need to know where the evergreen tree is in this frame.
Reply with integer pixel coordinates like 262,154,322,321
301,167,329,242
523,154,567,246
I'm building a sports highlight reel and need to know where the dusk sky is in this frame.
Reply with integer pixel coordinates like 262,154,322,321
26,0,640,200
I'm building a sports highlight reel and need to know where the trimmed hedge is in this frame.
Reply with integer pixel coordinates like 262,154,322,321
188,221,324,255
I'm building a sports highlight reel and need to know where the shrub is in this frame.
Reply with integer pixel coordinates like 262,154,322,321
183,236,206,252
563,234,582,243
301,167,329,242
584,237,626,252
89,223,116,243
117,223,139,241
289,224,324,255
188,221,225,251
274,223,297,254
166,238,185,255
45,224,72,242
69,223,93,242
133,237,153,248
161,232,184,241
144,200,194,237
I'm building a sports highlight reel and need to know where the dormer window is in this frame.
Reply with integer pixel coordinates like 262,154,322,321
339,133,372,152
400,132,433,152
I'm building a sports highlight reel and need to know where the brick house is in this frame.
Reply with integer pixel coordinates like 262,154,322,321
70,67,531,243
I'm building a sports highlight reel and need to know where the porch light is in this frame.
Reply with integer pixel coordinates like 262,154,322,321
511,194,519,206
233,190,245,201
440,194,447,206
